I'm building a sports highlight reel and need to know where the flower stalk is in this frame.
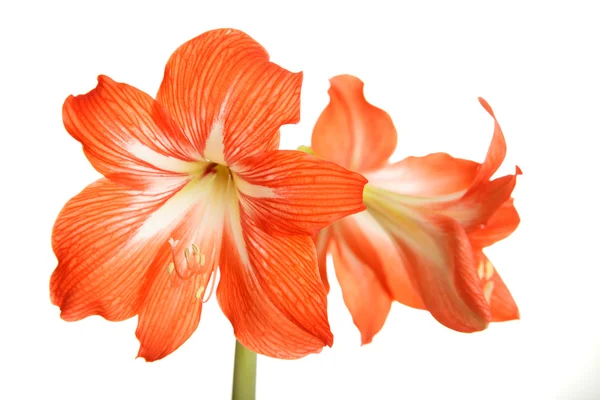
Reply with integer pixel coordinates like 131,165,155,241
231,341,257,400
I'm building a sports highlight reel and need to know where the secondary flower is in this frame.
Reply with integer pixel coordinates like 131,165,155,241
50,30,367,361
310,75,521,343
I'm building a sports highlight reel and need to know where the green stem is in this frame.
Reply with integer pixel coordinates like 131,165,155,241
231,340,257,400
297,145,315,155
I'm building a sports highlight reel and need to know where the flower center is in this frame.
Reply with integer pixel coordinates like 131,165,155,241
160,162,239,303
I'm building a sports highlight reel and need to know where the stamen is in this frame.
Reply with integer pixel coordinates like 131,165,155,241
202,265,219,303
168,238,197,280
477,260,485,280
483,281,495,304
484,260,494,280
195,286,205,299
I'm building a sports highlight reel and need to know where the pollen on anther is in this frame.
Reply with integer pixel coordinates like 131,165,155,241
483,281,494,304
484,260,495,280
477,261,485,280
195,286,204,299
167,262,175,274
200,253,206,266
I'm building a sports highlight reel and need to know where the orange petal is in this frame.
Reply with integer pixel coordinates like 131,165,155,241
135,202,224,361
136,263,205,361
490,272,520,322
467,98,508,191
313,228,333,293
365,195,491,332
444,169,520,231
217,210,332,359
50,177,188,322
311,75,397,172
156,29,302,165
335,212,423,309
367,161,520,233
475,252,519,322
365,153,479,197
469,199,520,248
231,150,367,236
330,225,393,344
63,75,199,189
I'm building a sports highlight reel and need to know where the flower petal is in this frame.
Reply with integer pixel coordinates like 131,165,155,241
475,252,519,322
467,98,507,191
231,150,367,236
366,97,511,201
365,193,491,332
135,197,225,361
50,177,189,321
217,209,333,359
311,74,397,172
367,161,520,233
334,212,424,309
136,262,205,361
365,153,479,197
469,199,520,248
156,29,302,165
443,169,520,230
330,226,392,344
63,75,200,188
313,228,333,293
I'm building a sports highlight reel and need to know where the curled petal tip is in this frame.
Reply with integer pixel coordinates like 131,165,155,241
478,97,495,116
515,165,523,175
329,74,365,91
330,73,359,82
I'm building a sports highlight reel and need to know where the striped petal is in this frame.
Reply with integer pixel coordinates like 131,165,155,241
63,75,200,188
156,29,302,165
50,177,189,321
217,208,332,359
330,226,392,344
231,150,367,236
135,184,226,361
311,75,397,172
364,189,491,332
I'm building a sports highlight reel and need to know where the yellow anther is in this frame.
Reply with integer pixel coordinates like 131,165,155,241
167,262,174,274
484,259,494,280
184,248,190,262
483,281,494,304
191,244,199,254
195,286,205,299
200,253,206,266
477,261,485,280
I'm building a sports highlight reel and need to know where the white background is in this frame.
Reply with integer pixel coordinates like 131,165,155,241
1,1,598,399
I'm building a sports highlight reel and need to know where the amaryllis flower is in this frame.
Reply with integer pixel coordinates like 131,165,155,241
310,75,521,344
50,30,367,361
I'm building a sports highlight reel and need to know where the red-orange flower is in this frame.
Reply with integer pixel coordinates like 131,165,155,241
50,30,367,361
311,75,521,344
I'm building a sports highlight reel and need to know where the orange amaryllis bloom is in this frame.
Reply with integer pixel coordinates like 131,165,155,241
311,75,521,343
50,30,367,361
